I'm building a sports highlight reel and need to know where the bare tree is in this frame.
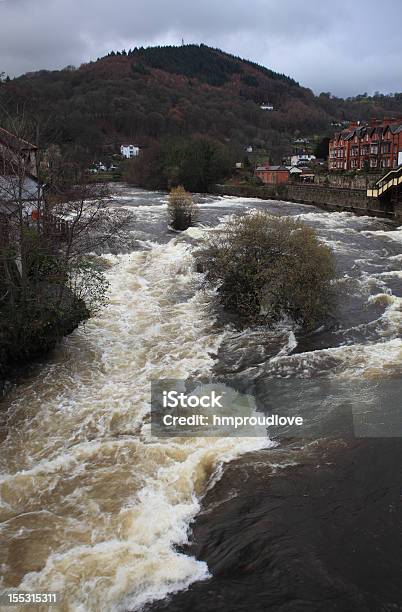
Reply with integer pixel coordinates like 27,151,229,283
0,114,132,376
0,113,43,309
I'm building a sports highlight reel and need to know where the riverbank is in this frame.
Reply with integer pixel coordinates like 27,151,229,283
0,288,88,396
147,437,402,612
214,182,401,222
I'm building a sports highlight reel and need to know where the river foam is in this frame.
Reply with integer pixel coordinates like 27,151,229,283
1,188,402,610
0,236,270,611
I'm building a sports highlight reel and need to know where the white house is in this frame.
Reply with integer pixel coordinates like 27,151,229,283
120,144,140,159
260,103,274,111
290,154,316,166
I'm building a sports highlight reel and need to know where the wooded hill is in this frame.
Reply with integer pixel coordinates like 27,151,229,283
1,44,401,161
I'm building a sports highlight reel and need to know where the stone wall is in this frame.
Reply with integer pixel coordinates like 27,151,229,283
214,183,400,221
286,184,394,218
314,173,381,190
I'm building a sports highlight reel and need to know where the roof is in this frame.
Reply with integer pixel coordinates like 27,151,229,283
256,165,289,172
268,165,289,171
0,127,37,153
333,121,402,142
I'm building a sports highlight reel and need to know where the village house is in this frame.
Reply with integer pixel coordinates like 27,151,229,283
260,102,274,111
329,118,402,171
286,165,315,182
290,153,316,166
255,164,289,185
0,126,41,211
120,144,140,158
0,126,45,264
288,165,303,176
0,126,38,178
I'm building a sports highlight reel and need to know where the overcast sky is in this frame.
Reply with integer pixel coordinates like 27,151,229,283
0,0,401,97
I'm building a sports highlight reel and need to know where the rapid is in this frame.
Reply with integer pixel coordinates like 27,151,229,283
0,186,401,611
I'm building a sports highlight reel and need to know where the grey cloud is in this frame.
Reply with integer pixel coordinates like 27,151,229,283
0,0,401,96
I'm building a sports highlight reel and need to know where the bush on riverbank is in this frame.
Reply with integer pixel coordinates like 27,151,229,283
198,212,336,329
0,118,129,393
0,289,88,391
168,186,197,230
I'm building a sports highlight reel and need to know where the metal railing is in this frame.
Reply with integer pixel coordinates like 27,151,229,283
367,165,402,198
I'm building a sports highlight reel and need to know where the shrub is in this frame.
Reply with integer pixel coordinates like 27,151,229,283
168,186,198,230
198,212,336,329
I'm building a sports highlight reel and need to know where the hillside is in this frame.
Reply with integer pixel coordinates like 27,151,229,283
1,44,402,160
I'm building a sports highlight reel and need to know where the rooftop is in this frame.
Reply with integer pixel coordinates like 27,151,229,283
0,126,37,153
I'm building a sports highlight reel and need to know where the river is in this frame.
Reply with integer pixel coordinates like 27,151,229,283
0,186,401,611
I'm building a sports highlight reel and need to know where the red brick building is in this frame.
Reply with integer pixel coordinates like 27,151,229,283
329,118,402,171
255,164,289,185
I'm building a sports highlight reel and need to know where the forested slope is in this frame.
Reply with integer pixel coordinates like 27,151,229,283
1,44,401,159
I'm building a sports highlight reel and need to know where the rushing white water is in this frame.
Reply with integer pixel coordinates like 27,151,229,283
1,188,402,611
0,233,270,611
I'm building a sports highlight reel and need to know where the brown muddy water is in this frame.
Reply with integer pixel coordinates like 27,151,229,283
0,186,401,611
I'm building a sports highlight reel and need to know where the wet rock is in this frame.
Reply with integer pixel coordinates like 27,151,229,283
146,439,402,612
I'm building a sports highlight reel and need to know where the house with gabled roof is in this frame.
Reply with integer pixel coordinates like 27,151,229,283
255,164,289,184
0,126,41,209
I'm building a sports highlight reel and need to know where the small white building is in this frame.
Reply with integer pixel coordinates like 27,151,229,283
120,144,140,159
286,165,303,175
260,103,274,111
